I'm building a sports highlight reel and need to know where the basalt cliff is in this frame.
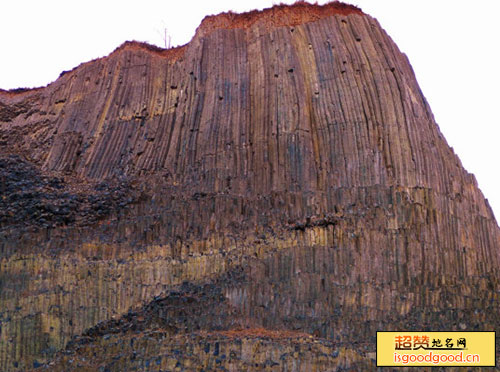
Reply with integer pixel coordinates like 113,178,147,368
0,2,499,371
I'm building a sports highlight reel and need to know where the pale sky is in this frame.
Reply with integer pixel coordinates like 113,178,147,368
1,1,499,221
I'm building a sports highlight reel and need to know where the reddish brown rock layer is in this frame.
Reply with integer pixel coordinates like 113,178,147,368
197,1,362,34
110,41,186,60
0,1,499,371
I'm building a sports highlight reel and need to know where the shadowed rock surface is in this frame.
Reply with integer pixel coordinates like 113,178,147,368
0,1,499,371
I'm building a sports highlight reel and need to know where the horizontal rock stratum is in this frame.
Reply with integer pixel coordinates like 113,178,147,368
0,1,499,371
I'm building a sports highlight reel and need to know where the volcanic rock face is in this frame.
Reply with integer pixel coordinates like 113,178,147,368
0,2,499,371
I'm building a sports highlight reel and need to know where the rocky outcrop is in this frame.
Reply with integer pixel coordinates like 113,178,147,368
41,330,374,371
1,1,499,370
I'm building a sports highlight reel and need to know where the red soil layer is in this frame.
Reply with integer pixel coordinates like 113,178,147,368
198,1,363,34
200,328,314,340
112,40,187,61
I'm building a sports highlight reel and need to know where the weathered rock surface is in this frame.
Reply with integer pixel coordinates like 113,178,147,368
0,1,499,371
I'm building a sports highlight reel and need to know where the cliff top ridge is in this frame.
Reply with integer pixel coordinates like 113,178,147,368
198,1,362,34
0,1,363,95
